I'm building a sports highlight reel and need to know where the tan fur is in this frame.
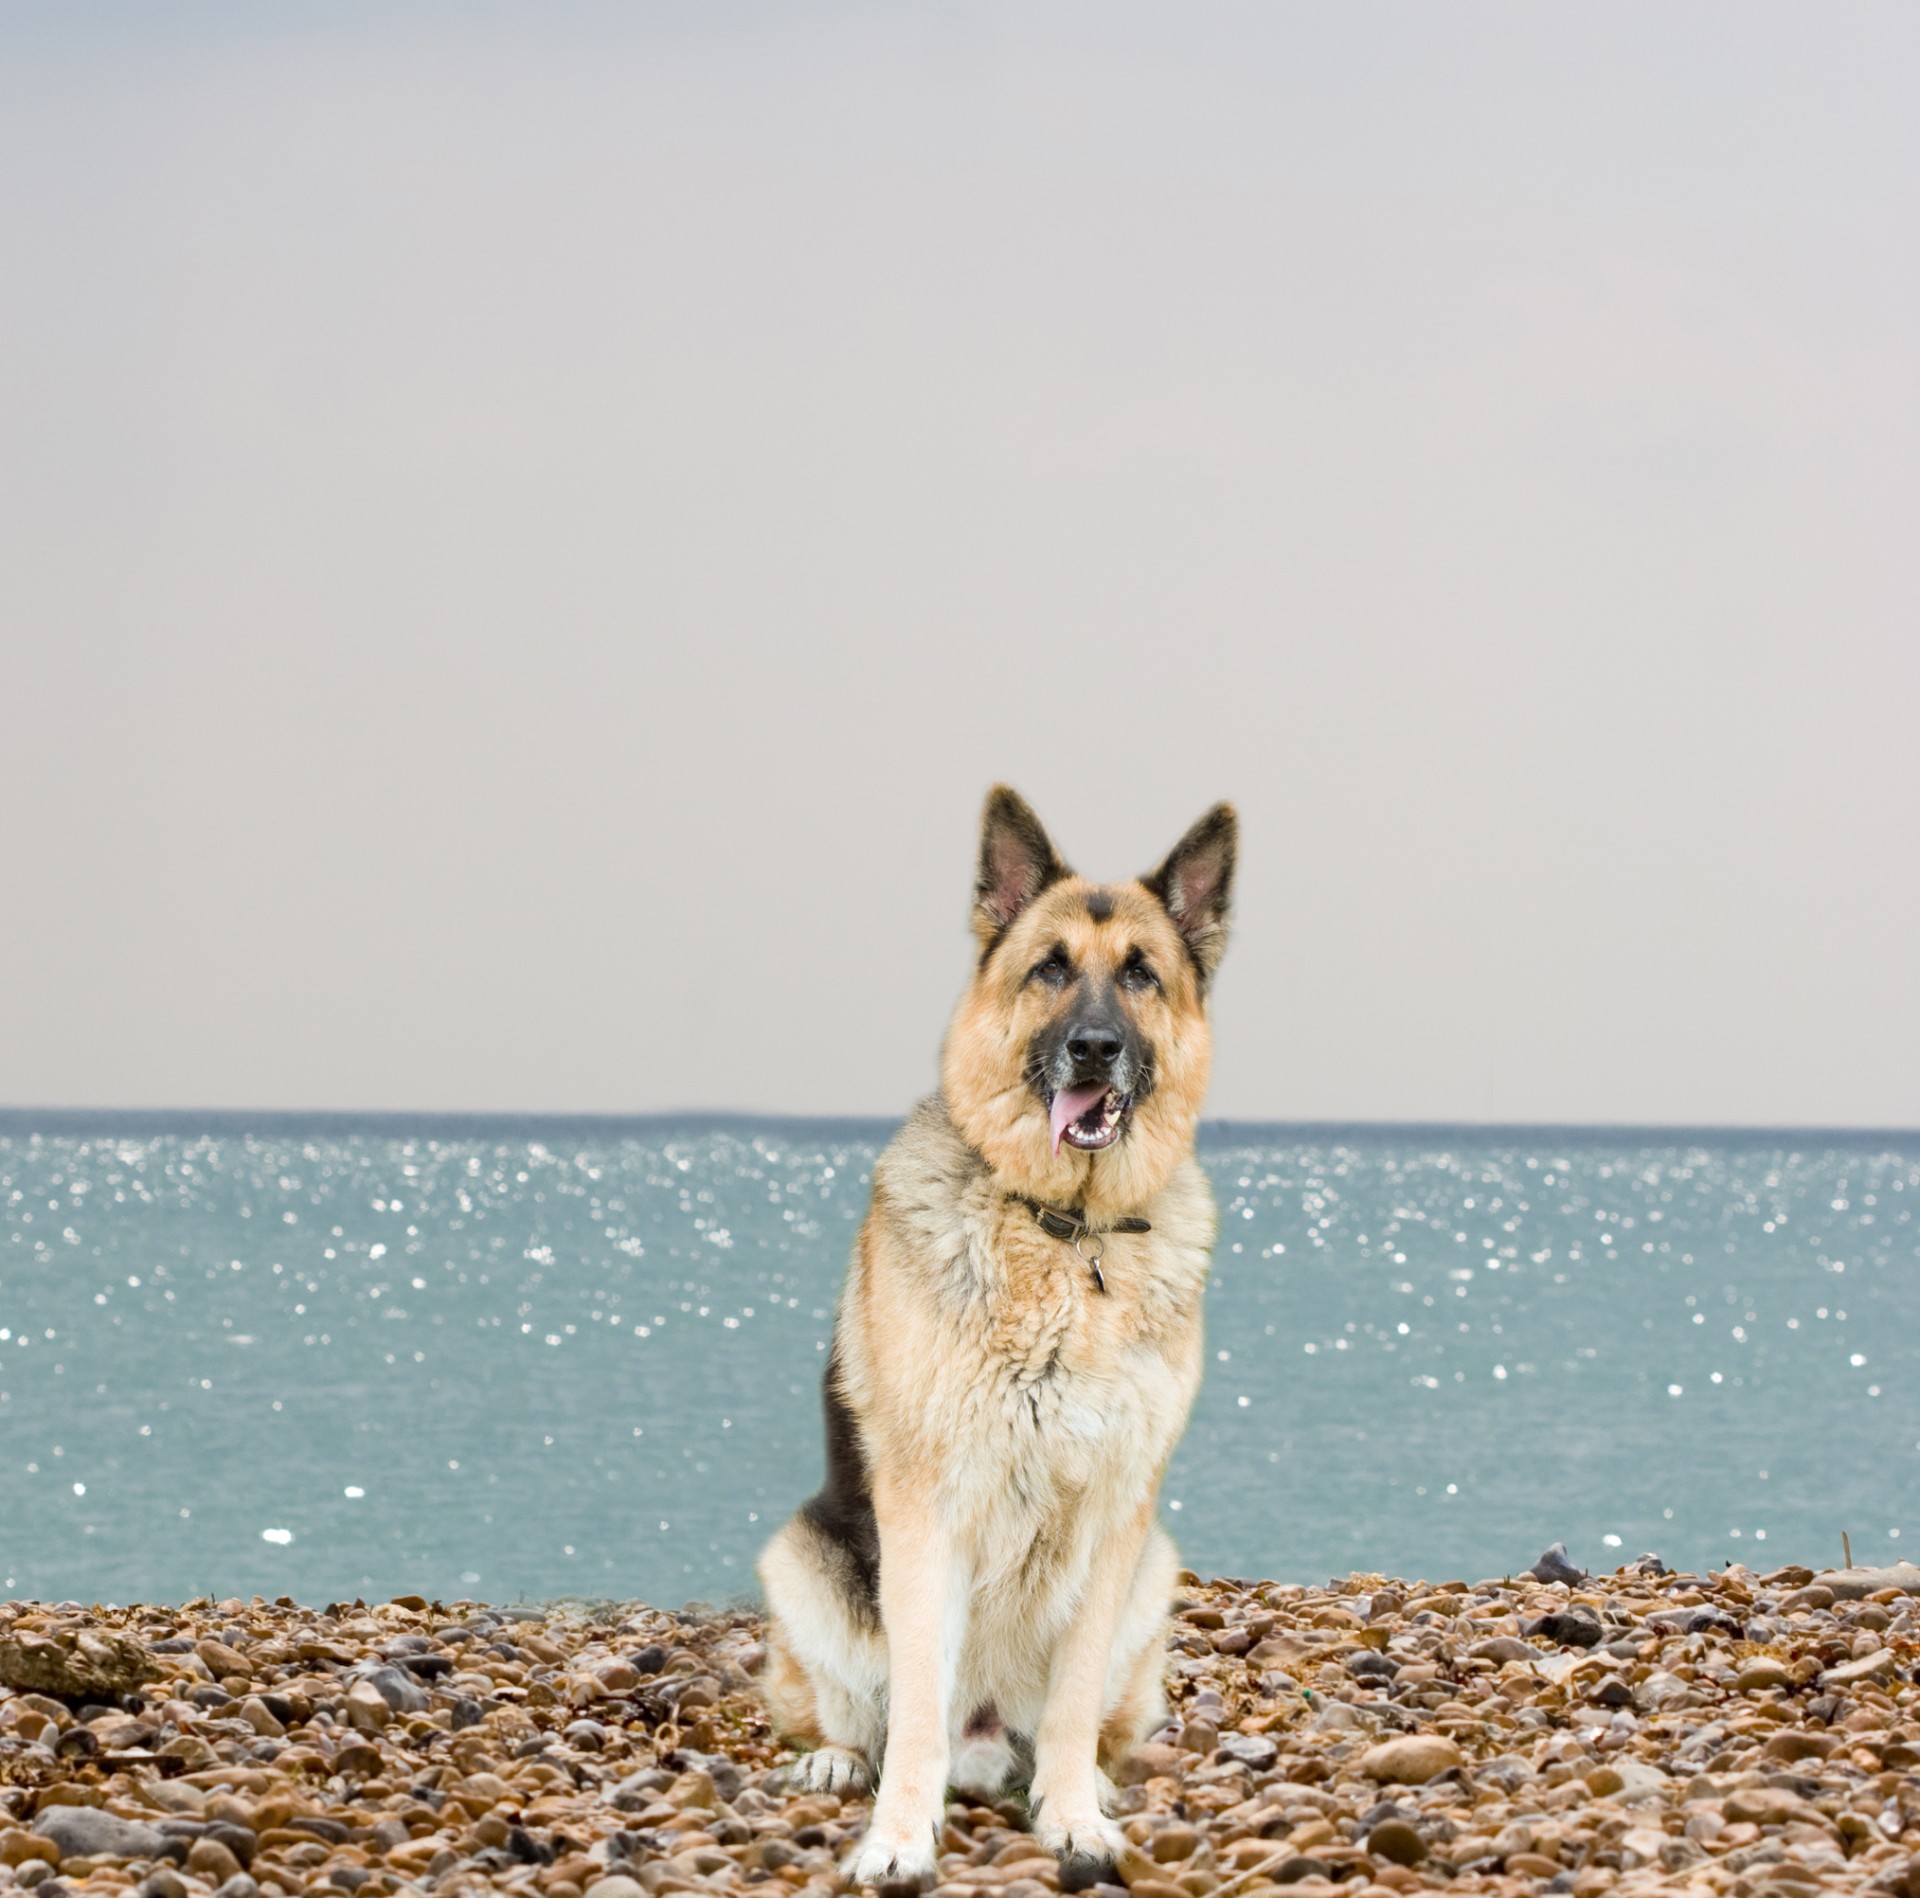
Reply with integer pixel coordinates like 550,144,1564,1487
757,790,1234,1886
944,878,1215,1221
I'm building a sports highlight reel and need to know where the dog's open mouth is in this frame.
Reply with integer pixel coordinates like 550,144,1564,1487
1049,1083,1131,1155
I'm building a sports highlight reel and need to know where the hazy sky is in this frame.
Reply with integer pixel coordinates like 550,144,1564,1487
3,2,1916,1126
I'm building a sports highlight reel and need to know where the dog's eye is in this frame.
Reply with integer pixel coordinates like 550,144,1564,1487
1029,947,1072,987
1120,951,1160,993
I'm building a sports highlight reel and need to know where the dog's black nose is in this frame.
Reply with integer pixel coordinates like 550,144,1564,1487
1065,1024,1125,1071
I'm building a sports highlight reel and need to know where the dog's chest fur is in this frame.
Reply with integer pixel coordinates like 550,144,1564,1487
841,1098,1213,1563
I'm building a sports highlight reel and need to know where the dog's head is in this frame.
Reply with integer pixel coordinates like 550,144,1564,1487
941,785,1236,1212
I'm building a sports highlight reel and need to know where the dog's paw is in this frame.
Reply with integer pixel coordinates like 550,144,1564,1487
1030,1803,1128,1875
843,1819,939,1891
783,1745,870,1794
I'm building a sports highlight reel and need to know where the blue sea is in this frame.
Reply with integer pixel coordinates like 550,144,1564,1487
1,1112,1914,1608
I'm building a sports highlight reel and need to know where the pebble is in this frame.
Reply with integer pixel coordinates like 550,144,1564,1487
1528,1608,1604,1648
344,1681,393,1732
1816,1565,1920,1602
30,1811,177,1863
351,1663,430,1713
1360,1735,1466,1783
0,1559,1913,1898
1530,1544,1589,1586
1825,1652,1899,1690
1471,1636,1537,1664
184,1837,245,1883
1215,1730,1278,1771
1366,1819,1427,1865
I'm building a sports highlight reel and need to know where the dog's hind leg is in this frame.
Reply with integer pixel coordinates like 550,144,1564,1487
758,1517,888,1793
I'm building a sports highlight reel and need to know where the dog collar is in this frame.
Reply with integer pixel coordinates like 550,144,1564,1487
1012,1196,1150,1294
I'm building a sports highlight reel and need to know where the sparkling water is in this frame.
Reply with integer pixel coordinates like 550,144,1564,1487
1,1113,1913,1606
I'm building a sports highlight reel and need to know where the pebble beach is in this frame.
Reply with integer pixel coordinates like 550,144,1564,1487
3,1559,1916,1898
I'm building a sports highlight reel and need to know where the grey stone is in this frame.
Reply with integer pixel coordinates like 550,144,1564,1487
1527,1608,1603,1648
350,1663,429,1713
286,1818,351,1845
1058,1857,1112,1894
1214,1731,1278,1771
1685,1609,1745,1639
32,1810,181,1864
1528,1543,1587,1586
208,1825,256,1869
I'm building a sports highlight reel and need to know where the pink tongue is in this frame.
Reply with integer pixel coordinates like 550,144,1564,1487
1049,1083,1109,1155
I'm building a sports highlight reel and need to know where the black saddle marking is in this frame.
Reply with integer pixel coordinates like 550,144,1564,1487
799,1339,881,1614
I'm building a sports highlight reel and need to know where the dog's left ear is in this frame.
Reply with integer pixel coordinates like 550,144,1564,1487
1143,803,1237,982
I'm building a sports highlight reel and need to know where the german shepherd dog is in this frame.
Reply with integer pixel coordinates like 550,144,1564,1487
756,787,1235,1888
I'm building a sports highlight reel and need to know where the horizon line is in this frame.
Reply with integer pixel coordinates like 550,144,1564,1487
2,1104,1916,1149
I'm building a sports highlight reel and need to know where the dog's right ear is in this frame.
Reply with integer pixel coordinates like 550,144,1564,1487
972,785,1070,951
1143,801,1237,984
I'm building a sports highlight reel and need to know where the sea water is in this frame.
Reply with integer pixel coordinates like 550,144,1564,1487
1,1113,1913,1606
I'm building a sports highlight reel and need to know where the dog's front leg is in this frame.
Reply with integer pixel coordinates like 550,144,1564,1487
845,1469,960,1890
1028,1503,1152,1871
